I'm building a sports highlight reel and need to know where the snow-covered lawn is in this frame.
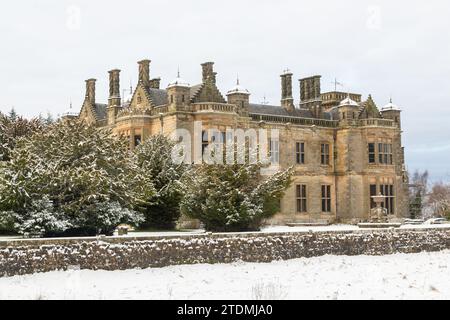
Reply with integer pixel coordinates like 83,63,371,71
0,250,448,300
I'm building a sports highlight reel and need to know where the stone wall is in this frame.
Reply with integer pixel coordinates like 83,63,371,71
1,227,449,278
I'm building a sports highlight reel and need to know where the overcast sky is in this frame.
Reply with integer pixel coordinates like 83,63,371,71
0,0,449,181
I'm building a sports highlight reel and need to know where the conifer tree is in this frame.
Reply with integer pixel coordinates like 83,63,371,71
134,135,188,229
180,160,293,232
0,120,153,237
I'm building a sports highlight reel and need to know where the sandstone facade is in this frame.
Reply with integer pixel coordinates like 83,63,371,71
72,59,408,224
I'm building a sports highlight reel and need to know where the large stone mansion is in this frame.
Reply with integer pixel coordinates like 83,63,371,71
73,59,409,224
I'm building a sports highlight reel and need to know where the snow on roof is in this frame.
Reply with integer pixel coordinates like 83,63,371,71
339,95,359,107
381,99,401,111
227,79,250,95
167,77,190,88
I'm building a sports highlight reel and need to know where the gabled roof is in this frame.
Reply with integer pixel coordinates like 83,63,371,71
358,95,381,119
190,81,226,104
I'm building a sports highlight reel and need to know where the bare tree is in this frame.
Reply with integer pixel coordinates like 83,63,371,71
427,183,450,218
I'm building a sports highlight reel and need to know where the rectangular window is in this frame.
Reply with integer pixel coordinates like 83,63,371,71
368,143,376,164
378,143,393,165
380,184,395,215
321,143,330,165
296,185,307,213
321,185,332,213
269,139,280,164
296,142,305,164
202,130,209,156
370,184,377,209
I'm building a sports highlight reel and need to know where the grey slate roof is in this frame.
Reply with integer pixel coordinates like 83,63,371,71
249,104,315,119
93,103,107,120
149,88,168,107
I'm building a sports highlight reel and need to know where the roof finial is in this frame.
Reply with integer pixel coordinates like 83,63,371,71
69,99,73,109
177,66,180,78
236,74,240,86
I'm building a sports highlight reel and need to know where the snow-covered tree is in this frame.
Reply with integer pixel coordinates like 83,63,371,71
133,135,188,229
0,120,152,237
0,111,44,162
180,161,293,232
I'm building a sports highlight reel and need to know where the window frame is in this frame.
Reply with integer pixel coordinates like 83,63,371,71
296,142,305,165
296,184,307,213
321,143,330,166
321,185,332,213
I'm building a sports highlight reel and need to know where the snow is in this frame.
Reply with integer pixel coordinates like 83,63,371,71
0,250,448,300
1,223,449,241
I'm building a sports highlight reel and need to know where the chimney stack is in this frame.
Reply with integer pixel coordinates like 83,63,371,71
201,62,216,84
299,75,323,117
300,75,321,102
281,71,294,112
150,78,161,89
138,59,151,89
85,79,96,105
108,69,121,107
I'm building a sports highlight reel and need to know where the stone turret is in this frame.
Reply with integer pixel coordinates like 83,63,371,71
167,71,190,112
381,99,402,129
107,69,121,125
281,71,295,112
227,78,250,115
338,94,359,122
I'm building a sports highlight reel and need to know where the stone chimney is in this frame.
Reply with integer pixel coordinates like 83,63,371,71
281,71,294,112
201,62,216,84
138,59,151,89
300,75,321,102
150,78,161,89
85,79,96,105
108,69,121,107
299,75,323,117
107,70,121,126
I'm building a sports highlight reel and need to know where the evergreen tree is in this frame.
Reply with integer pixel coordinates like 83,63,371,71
409,170,429,219
180,161,293,232
134,135,188,229
0,111,44,162
8,108,17,121
0,120,153,237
